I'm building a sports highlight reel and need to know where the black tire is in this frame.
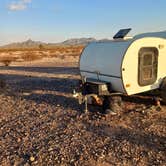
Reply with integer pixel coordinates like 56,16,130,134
102,96,123,113
102,96,110,112
109,96,123,112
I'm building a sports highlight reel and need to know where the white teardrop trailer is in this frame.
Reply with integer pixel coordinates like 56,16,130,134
74,29,166,113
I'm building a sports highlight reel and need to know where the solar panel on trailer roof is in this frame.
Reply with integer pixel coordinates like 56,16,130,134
113,28,132,39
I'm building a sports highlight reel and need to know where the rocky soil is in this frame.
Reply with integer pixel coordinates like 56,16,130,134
0,60,165,166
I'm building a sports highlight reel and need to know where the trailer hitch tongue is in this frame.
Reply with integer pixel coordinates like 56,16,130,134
73,89,89,112
73,89,83,104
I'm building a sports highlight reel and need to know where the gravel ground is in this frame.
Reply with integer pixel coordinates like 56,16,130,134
0,61,165,166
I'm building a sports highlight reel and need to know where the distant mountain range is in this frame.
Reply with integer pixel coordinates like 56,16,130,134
61,38,97,45
1,39,45,49
0,37,112,49
0,38,94,48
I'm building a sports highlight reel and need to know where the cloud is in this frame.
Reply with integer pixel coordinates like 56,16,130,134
22,0,32,3
8,0,32,11
8,2,26,11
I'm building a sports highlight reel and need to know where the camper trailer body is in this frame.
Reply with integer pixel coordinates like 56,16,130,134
79,31,166,96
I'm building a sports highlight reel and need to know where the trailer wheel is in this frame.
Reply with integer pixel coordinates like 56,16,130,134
160,77,166,104
102,96,110,113
102,96,122,114
110,96,123,111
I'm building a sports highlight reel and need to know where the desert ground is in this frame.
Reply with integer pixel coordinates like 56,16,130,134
0,48,165,166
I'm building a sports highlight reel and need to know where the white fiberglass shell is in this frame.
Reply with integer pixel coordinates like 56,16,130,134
79,31,166,95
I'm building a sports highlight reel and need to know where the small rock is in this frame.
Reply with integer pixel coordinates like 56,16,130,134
17,138,21,143
30,156,35,162
156,106,162,112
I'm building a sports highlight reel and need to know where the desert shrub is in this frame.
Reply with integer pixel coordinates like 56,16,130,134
65,50,71,54
2,60,12,66
60,55,66,60
21,52,42,61
39,44,44,50
49,50,56,54
0,57,17,66
48,53,58,58
39,51,48,58
71,53,80,57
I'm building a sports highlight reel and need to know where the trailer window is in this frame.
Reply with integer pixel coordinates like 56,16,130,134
138,47,158,86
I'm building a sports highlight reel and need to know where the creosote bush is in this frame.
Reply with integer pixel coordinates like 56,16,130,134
21,52,42,61
0,57,17,66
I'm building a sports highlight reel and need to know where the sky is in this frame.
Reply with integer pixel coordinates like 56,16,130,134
0,0,166,45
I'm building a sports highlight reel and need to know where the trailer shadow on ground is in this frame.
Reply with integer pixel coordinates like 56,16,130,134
0,66,79,75
0,66,81,111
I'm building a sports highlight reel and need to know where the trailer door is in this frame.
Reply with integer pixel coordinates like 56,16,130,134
138,47,158,86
